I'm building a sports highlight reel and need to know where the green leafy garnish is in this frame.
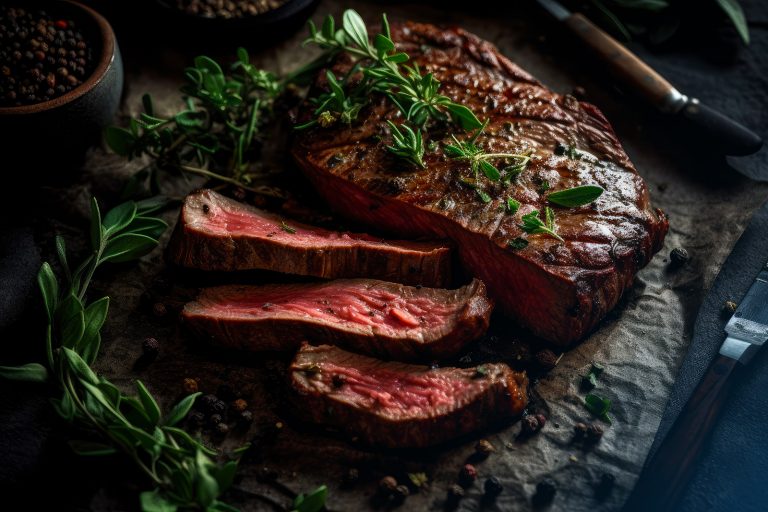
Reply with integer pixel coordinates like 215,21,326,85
0,198,251,511
408,472,429,488
508,237,529,250
548,185,604,207
581,361,605,391
386,120,426,169
505,197,521,215
292,485,328,512
519,208,563,242
584,393,613,424
281,220,297,234
445,120,530,184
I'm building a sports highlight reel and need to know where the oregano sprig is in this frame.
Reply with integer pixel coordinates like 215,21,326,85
519,207,564,242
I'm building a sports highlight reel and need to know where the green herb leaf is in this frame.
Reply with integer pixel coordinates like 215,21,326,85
140,489,178,512
519,209,564,242
163,392,201,427
0,363,48,383
508,237,529,250
101,233,159,263
136,380,162,426
90,198,104,251
342,9,370,51
57,292,85,349
444,103,482,130
104,126,136,157
103,201,138,235
408,472,429,488
195,449,220,507
292,485,328,512
548,185,604,207
281,221,297,234
584,393,612,424
69,440,118,457
581,372,598,391
715,0,749,44
78,296,109,361
506,197,521,215
61,347,99,385
38,262,58,321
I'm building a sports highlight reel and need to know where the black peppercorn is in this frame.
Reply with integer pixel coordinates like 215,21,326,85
475,439,495,457
532,478,557,507
723,301,738,314
573,422,588,439
393,484,410,503
534,349,559,371
586,423,604,443
669,247,690,267
447,483,465,502
378,476,398,495
199,393,218,412
141,337,159,357
209,413,223,426
215,422,230,435
188,410,205,428
484,477,503,497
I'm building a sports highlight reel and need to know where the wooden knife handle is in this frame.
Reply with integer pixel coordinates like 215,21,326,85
629,355,739,509
564,13,677,109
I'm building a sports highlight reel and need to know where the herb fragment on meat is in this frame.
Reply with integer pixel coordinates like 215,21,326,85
408,472,429,488
385,120,426,168
508,237,529,250
505,197,521,215
548,185,604,207
519,208,564,241
280,220,297,234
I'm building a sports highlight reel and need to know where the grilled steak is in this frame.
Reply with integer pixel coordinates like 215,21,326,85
167,189,452,287
292,22,669,344
183,278,492,361
289,343,528,448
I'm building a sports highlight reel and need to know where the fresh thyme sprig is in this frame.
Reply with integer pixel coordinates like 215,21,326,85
386,120,426,168
0,198,248,511
106,48,283,198
519,207,564,241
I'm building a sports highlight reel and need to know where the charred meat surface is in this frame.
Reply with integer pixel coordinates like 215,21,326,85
289,343,528,448
292,22,669,344
183,278,492,361
167,189,452,287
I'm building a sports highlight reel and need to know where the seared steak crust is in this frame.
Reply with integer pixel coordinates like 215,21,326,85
290,343,528,448
167,189,452,287
292,22,669,344
182,278,492,361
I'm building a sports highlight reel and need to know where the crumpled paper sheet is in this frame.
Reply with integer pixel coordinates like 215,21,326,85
46,1,768,510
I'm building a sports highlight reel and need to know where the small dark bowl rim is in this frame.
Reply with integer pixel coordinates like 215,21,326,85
153,0,317,26
0,0,116,115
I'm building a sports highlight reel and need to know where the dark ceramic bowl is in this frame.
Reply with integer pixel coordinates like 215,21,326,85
151,0,319,46
0,1,123,167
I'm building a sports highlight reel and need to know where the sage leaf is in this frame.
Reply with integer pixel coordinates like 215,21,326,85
715,0,749,44
212,460,238,492
342,9,370,51
57,293,85,349
78,296,109,358
140,489,179,512
584,393,613,424
104,126,136,157
55,235,70,282
163,392,201,427
444,103,482,130
135,196,169,215
37,262,58,321
0,363,48,383
103,201,138,235
101,233,159,263
293,485,328,512
547,185,604,207
62,347,98,385
90,197,104,251
195,449,220,507
69,440,118,457
136,380,162,426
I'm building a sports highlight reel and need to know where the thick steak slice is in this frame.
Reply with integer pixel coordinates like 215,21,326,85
183,279,492,361
290,343,528,448
167,189,452,287
292,22,669,344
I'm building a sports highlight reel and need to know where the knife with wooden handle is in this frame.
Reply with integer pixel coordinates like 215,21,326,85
627,257,768,509
536,0,763,156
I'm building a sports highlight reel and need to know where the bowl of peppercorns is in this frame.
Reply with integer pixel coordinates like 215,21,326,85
0,1,123,165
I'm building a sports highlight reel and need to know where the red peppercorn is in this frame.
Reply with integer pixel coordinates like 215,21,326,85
55,20,68,29
458,464,477,486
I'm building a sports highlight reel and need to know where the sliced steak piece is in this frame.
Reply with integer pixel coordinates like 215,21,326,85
292,22,669,345
183,278,492,361
167,189,452,287
289,343,528,448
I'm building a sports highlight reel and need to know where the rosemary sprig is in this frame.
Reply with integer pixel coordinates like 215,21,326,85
386,120,426,168
106,48,282,198
0,198,247,511
519,207,564,242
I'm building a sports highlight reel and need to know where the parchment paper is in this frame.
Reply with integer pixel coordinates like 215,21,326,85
36,1,768,510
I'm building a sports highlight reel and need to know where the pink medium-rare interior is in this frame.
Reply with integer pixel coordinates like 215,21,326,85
191,191,399,248
195,282,460,334
316,360,477,413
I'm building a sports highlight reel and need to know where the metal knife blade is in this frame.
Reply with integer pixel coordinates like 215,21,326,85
720,258,768,363
535,0,763,156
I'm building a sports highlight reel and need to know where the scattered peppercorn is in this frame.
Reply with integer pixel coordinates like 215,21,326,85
573,422,588,439
227,399,246,413
215,422,230,435
723,301,738,314
393,485,410,503
534,349,558,371
0,6,94,106
238,410,253,425
379,476,398,495
332,374,347,388
475,439,495,457
211,399,227,415
182,378,199,394
209,413,223,425
152,302,168,317
458,464,477,486
188,410,205,428
669,247,690,267
595,472,615,500
521,414,543,435
484,477,503,497
532,478,557,507
199,393,218,412
587,423,604,443
141,337,160,358
343,468,359,486
447,484,465,500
